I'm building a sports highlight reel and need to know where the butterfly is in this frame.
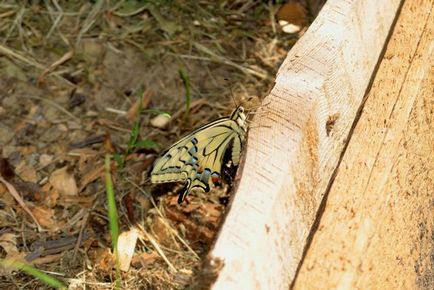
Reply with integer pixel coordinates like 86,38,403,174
151,106,248,204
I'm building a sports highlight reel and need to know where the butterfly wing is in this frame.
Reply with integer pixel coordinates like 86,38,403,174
151,113,246,203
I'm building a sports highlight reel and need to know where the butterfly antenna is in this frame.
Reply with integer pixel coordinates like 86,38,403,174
224,78,238,107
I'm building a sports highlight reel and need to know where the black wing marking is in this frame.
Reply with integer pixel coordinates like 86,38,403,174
151,109,246,203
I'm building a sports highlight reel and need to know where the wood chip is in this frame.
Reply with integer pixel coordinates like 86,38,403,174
117,228,139,272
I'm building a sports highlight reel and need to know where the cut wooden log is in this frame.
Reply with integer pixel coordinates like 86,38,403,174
293,0,434,288
197,0,407,289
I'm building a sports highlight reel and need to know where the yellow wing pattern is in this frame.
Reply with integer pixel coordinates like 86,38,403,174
151,106,247,203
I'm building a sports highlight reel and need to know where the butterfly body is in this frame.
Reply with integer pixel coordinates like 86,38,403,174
151,106,247,203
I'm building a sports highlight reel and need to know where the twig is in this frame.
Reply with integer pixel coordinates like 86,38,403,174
0,43,44,69
0,176,42,231
38,50,74,81
139,226,177,273
0,44,75,86
127,179,199,260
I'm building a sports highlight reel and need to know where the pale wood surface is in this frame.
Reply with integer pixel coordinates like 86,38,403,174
205,0,402,289
293,0,434,289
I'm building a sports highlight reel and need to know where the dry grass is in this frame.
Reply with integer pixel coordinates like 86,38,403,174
0,1,311,289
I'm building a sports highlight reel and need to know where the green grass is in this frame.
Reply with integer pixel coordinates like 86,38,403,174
0,259,66,289
113,96,160,168
104,155,121,289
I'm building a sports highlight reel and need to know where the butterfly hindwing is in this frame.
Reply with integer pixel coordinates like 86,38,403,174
151,106,247,203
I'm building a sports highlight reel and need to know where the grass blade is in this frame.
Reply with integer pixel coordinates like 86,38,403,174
104,155,121,289
0,259,66,289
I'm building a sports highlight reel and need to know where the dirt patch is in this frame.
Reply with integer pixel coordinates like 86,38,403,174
0,1,313,289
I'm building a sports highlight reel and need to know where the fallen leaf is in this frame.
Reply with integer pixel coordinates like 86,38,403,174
93,248,114,272
136,194,152,213
31,206,58,230
131,252,159,268
151,217,172,247
164,200,223,245
0,182,6,195
70,148,99,173
16,161,38,183
0,253,27,276
198,203,223,225
49,166,78,196
117,228,139,272
39,154,54,168
0,176,41,229
0,233,19,256
0,184,16,207
78,163,104,192
41,183,59,208
17,145,37,155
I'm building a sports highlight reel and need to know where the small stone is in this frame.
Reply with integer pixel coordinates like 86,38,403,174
150,114,171,129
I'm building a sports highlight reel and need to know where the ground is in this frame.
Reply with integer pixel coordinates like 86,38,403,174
0,1,310,289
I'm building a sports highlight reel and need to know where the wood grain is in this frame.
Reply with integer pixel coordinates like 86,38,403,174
202,0,403,289
293,0,434,288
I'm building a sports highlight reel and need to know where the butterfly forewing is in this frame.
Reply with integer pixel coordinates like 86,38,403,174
151,106,247,203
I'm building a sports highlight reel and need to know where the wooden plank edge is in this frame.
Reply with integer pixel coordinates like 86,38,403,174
293,0,434,288
193,0,403,289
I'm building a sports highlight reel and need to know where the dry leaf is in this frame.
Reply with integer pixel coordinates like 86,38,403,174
17,145,37,155
199,203,222,225
49,166,78,196
0,252,27,276
151,217,172,246
117,228,139,272
16,162,38,183
71,148,99,173
78,163,104,192
0,233,19,256
31,206,58,230
93,248,114,272
39,154,54,168
41,183,59,208
131,252,159,268
0,176,41,229
164,201,222,245
0,182,7,195
126,89,152,121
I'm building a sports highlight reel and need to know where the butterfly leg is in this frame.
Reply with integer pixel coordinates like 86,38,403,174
178,179,192,204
